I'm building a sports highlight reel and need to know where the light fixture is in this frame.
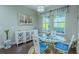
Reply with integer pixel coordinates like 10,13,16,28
37,6,45,13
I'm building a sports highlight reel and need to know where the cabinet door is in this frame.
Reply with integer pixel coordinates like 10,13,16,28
18,32,23,43
26,32,30,41
25,31,32,41
15,31,23,44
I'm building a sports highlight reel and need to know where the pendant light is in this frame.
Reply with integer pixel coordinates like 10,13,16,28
37,6,45,13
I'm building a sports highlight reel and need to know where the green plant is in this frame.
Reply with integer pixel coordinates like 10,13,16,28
4,29,9,40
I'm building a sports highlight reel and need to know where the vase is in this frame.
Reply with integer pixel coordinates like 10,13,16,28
4,39,11,49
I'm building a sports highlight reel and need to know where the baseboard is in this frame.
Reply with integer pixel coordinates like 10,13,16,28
0,45,4,49
12,42,16,45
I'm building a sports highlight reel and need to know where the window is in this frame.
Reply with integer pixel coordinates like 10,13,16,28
54,15,65,33
42,16,49,31
41,6,69,33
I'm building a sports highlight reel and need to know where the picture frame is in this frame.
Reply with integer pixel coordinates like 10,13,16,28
18,13,32,25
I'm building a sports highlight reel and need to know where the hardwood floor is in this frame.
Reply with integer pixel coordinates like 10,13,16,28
68,47,76,54
0,40,33,54
0,40,76,54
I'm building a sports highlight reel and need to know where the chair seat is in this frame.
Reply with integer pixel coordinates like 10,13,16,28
40,42,48,53
55,42,69,52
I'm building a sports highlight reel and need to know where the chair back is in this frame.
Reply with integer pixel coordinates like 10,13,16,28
32,30,40,54
68,35,75,49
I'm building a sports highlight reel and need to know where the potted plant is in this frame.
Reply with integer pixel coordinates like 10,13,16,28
4,29,11,49
5,29,9,40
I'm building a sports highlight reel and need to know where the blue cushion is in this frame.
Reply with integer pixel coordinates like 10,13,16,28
55,42,69,52
39,42,48,53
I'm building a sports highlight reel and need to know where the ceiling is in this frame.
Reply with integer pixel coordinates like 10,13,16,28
23,5,66,13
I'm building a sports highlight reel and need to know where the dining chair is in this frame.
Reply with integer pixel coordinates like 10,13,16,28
54,35,75,53
32,30,48,54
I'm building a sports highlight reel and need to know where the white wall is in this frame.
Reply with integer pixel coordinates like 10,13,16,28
65,6,78,42
0,5,38,48
77,6,79,54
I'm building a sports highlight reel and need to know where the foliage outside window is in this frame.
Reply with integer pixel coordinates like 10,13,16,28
42,16,49,31
53,15,65,33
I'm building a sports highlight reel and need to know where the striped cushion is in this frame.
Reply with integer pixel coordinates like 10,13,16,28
40,42,48,53
55,42,69,52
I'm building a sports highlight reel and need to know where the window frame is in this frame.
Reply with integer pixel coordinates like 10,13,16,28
53,15,66,35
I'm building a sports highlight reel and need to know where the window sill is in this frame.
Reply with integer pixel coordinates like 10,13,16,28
55,32,65,36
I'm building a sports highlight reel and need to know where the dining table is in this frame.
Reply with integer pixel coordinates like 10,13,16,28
38,34,66,53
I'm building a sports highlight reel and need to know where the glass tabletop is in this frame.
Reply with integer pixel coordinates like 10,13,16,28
38,34,66,43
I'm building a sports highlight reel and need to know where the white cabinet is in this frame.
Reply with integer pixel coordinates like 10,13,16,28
15,30,32,46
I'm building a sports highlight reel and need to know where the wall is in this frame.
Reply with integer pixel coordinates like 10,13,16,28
65,6,78,42
77,6,79,54
0,5,38,48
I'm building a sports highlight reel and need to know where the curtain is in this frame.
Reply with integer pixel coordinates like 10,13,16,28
51,6,69,33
